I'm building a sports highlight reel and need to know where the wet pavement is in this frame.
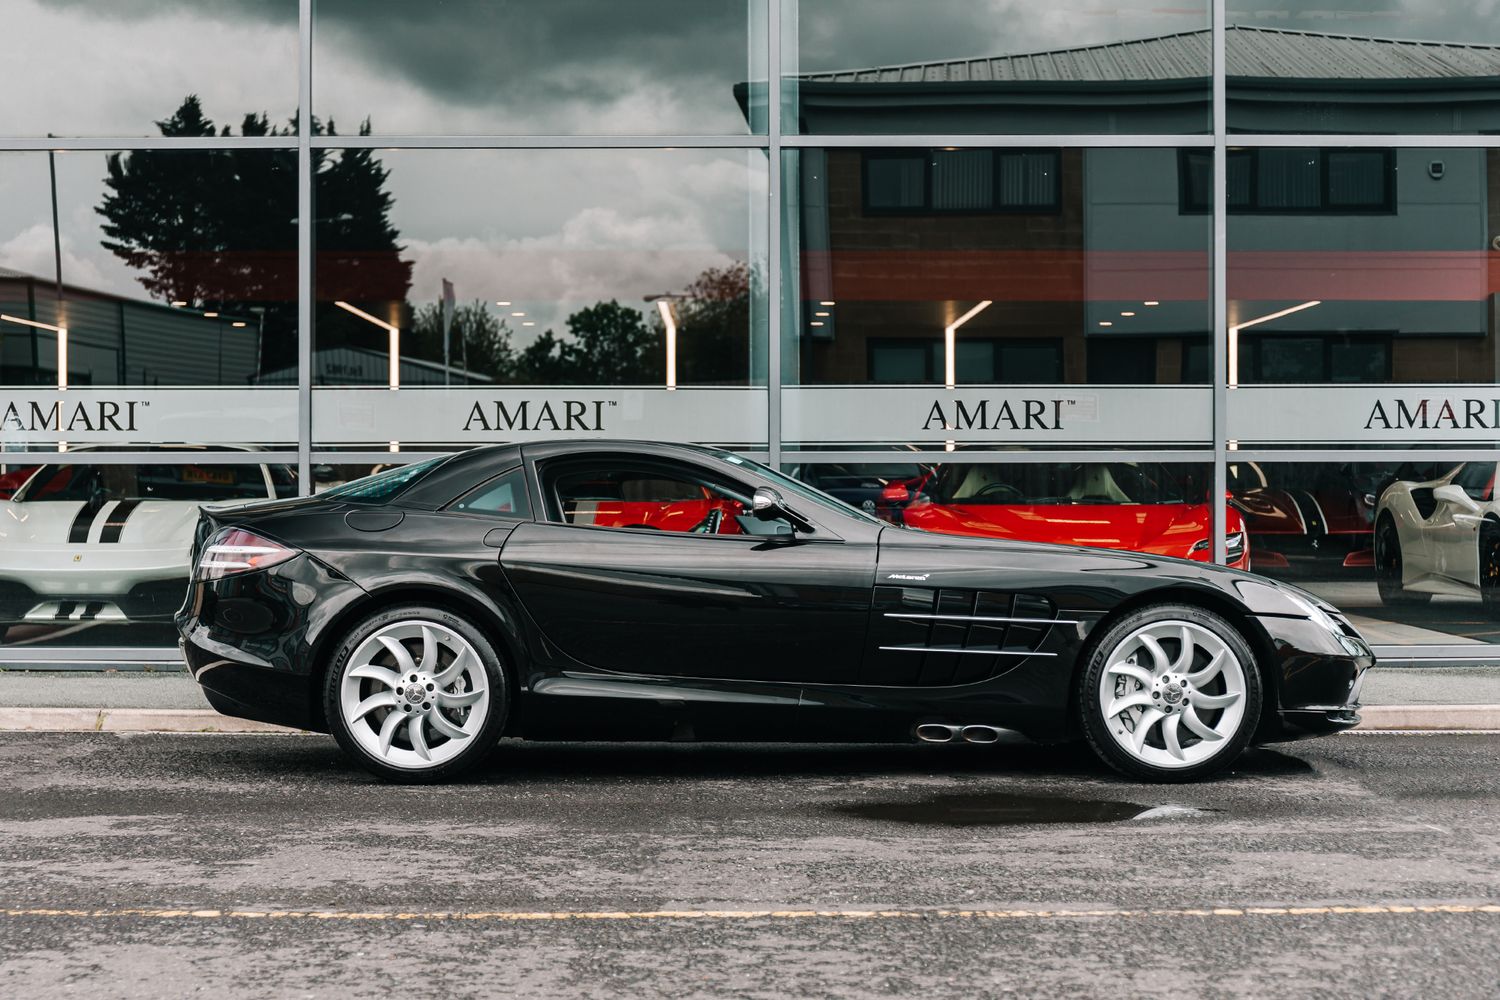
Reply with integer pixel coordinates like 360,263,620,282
2,732,1500,997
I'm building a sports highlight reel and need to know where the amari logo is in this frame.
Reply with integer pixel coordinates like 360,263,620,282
1364,398,1500,431
464,399,613,433
0,399,141,432
923,398,1069,432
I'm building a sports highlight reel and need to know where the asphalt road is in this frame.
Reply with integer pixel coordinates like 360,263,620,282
3,733,1500,999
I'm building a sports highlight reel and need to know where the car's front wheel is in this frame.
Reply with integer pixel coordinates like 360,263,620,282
324,605,509,782
1080,604,1262,783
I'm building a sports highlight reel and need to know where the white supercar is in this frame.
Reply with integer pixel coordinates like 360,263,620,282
0,453,293,626
1373,461,1500,614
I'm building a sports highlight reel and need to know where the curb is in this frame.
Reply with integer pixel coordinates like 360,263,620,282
0,706,1496,735
1354,704,1500,731
0,708,298,734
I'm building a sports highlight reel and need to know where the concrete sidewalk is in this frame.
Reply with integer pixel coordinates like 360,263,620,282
0,667,1498,733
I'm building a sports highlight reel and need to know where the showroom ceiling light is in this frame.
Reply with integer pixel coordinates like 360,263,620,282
1099,321,1113,327
496,300,511,306
1120,311,1136,317
944,300,992,389
1143,300,1160,306
1228,300,1321,388
232,321,247,328
171,300,187,307
819,300,836,306
203,311,219,318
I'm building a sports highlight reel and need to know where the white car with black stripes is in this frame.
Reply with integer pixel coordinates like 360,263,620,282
0,451,295,627
1374,461,1500,614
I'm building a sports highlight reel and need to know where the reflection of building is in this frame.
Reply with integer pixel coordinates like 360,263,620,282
769,28,1500,388
259,347,491,387
0,268,261,385
788,147,1211,385
780,26,1500,135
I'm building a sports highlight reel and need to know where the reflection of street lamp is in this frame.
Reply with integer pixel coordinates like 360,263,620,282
1227,300,1321,389
249,307,266,383
645,293,683,390
944,300,992,390
335,300,401,452
334,300,400,390
2,313,68,452
1,314,67,389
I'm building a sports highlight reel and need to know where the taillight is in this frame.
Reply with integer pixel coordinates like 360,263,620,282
196,527,298,581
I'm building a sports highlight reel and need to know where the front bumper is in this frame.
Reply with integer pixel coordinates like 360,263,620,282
1253,611,1376,742
176,553,366,733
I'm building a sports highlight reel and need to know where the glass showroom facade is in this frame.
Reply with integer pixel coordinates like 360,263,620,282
2,0,1500,665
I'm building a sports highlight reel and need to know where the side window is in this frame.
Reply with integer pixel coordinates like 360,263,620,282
450,468,531,519
548,462,749,535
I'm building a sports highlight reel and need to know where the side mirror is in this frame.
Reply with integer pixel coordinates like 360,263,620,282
1434,483,1480,511
751,486,786,521
750,486,814,535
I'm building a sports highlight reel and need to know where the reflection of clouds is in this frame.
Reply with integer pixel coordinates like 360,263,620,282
381,149,757,344
796,0,1207,72
311,0,754,134
0,224,132,298
13,0,1500,146
12,0,296,136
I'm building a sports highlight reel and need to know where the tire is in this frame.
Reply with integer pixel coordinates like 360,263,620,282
323,605,509,782
1481,521,1500,619
1079,604,1263,783
1375,516,1430,606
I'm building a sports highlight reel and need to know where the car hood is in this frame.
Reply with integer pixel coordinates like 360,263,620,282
901,500,1222,557
0,498,200,548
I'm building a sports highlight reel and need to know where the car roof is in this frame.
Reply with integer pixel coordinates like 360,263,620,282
518,439,724,463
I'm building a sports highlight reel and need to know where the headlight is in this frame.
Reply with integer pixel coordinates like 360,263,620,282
1191,532,1246,560
1284,592,1343,637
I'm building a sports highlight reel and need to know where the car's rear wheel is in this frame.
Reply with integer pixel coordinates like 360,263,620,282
1080,604,1262,783
324,605,508,782
1480,521,1500,619
1375,517,1430,606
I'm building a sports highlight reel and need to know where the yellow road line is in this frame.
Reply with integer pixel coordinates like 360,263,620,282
3,903,1498,923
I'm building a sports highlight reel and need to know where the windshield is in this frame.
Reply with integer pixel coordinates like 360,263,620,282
925,463,1187,506
710,450,883,525
12,463,278,503
320,457,445,502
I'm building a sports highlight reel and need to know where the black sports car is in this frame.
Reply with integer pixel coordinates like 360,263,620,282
177,440,1375,783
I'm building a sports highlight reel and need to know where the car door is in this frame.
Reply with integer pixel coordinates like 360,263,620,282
498,452,879,684
1431,462,1496,588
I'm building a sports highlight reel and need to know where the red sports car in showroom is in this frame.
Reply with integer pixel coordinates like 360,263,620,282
896,462,1248,567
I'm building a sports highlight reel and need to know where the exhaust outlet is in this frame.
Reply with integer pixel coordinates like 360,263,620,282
961,725,1003,744
914,723,960,744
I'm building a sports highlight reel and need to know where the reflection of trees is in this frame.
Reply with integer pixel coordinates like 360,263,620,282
96,96,409,377
98,97,752,386
408,263,753,386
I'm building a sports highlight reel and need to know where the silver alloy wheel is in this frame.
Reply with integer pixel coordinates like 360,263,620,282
338,619,491,770
1097,619,1247,770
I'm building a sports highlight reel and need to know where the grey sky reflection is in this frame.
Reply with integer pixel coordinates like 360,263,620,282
5,0,1499,345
